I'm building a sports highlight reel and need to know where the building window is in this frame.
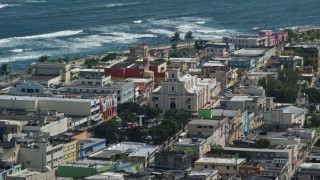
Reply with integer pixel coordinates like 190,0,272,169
227,166,229,169
118,90,120,94
88,81,92,85
204,165,208,169
117,97,121,101
35,89,39,93
172,86,174,91
171,74,174,78
234,166,236,170
81,81,85,84
27,161,31,165
155,104,158,108
96,82,100,85
21,88,25,92
188,105,191,109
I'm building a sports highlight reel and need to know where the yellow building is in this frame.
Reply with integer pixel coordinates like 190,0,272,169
51,134,80,163
63,140,79,163
194,157,246,180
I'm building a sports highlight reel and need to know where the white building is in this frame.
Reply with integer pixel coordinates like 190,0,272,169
0,95,101,118
223,35,269,49
150,69,220,112
263,105,306,130
62,73,135,104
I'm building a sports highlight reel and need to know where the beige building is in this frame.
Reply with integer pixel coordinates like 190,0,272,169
263,105,306,130
7,169,55,180
194,157,246,180
188,119,220,137
30,62,71,83
150,69,220,112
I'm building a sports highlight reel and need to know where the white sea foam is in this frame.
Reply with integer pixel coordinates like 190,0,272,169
10,49,24,53
0,4,9,8
0,38,11,44
104,1,150,8
17,30,83,40
195,21,206,25
148,29,174,37
133,20,142,24
69,32,157,50
0,30,83,44
252,27,260,30
25,0,47,3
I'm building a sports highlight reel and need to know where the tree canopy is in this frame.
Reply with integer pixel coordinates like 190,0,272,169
0,64,11,81
184,31,194,46
254,138,271,149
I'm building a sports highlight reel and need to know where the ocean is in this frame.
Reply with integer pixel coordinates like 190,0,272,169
0,0,320,72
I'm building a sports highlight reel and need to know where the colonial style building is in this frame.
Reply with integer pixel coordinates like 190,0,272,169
149,69,220,112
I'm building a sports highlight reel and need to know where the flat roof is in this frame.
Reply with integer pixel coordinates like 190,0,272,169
230,96,254,102
85,172,126,180
8,169,42,177
195,157,246,165
176,138,206,146
80,138,105,148
61,160,111,168
232,48,270,57
300,163,320,170
202,62,225,67
249,72,277,76
188,169,218,176
0,95,95,103
189,119,220,126
223,147,291,153
106,142,158,157
25,75,59,81
130,78,153,83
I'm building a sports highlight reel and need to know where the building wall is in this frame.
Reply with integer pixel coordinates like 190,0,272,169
22,117,68,137
19,142,64,169
30,62,70,83
194,161,243,180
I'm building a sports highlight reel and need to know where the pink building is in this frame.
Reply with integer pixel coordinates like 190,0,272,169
259,30,288,45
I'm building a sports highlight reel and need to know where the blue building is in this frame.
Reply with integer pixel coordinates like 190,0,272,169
229,57,256,71
0,161,22,180
79,138,106,160
241,111,248,135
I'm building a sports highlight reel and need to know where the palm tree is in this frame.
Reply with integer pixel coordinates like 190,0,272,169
171,32,181,45
38,55,50,62
184,31,194,46
0,64,11,81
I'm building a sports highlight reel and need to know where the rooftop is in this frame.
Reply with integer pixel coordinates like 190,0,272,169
0,95,95,103
277,105,306,117
80,138,106,148
195,157,246,165
8,169,44,177
231,48,270,57
24,75,59,81
176,138,206,146
111,60,144,69
60,160,111,168
188,169,218,176
223,147,292,153
299,163,320,171
230,96,254,102
106,142,158,157
85,172,126,180
188,119,220,126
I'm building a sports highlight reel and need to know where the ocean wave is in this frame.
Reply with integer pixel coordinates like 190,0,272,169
195,21,206,25
148,29,174,37
69,32,157,50
133,20,142,24
0,4,9,8
0,30,83,43
104,1,150,8
252,27,260,30
10,49,24,53
196,29,226,34
25,0,47,3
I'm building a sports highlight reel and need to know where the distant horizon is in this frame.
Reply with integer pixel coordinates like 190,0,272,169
0,0,320,72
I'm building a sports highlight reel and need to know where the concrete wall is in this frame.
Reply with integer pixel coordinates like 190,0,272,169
22,117,68,137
